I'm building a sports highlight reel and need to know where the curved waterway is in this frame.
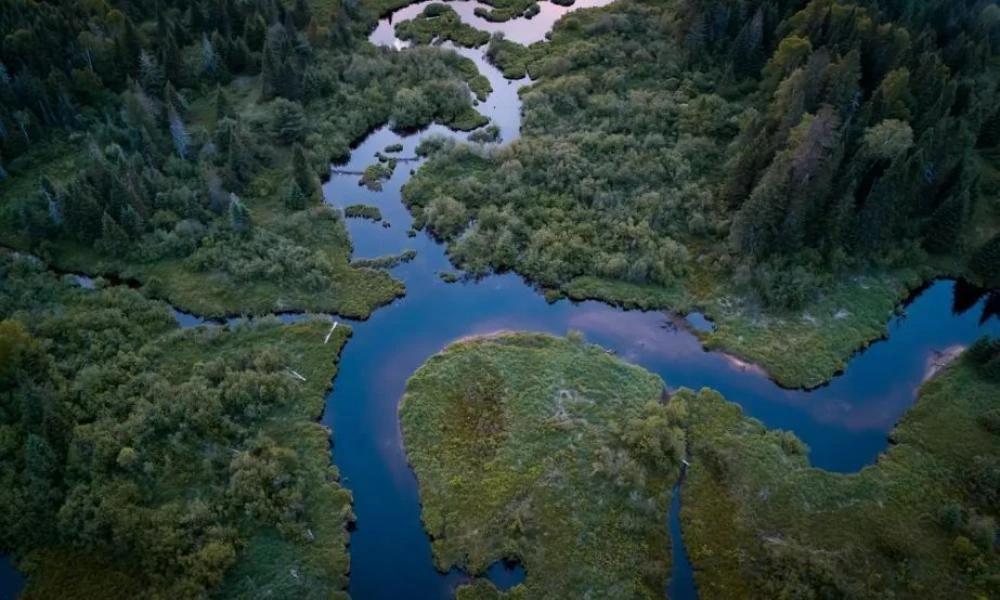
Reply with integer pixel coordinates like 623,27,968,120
330,6,1000,599
3,2,1000,597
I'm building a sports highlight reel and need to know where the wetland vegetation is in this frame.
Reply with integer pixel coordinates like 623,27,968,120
401,333,686,599
0,254,353,598
402,332,1000,599
403,0,1000,387
2,0,999,597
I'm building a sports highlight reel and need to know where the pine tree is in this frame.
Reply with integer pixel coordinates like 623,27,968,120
168,104,189,158
291,0,312,30
271,99,305,144
923,190,968,255
228,194,252,233
292,143,320,202
97,212,130,257
970,234,1000,282
215,86,233,122
285,181,308,210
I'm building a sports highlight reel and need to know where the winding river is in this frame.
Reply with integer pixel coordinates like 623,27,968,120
3,1,1000,598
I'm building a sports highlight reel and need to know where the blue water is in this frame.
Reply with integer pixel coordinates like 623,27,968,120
4,3,1000,599
668,477,695,599
0,557,24,600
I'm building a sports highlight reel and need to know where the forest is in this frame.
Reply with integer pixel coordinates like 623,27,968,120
0,0,486,318
0,0,487,595
403,0,1000,385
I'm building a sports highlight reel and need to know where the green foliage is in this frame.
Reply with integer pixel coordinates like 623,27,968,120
0,0,488,319
970,234,1000,283
681,353,1000,598
395,4,493,48
270,99,307,145
0,255,354,598
343,204,383,221
360,161,396,191
403,0,1000,387
401,333,685,598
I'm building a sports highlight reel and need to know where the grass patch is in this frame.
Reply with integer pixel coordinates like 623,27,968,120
400,333,686,598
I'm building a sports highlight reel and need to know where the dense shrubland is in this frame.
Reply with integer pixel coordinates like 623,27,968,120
0,254,353,598
414,0,1000,292
0,0,486,316
362,0,568,23
395,4,492,48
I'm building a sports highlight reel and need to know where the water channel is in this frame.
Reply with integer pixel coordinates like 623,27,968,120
3,1,999,598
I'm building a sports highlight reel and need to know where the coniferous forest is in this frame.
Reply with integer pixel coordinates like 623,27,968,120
1,0,999,598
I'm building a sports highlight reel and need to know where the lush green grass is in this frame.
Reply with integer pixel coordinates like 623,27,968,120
681,353,1000,598
400,333,686,598
395,4,492,48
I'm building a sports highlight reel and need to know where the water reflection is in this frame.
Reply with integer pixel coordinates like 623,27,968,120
370,0,618,47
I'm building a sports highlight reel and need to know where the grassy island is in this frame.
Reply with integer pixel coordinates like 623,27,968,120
401,332,687,598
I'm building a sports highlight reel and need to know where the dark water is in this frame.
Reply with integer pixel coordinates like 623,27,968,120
668,476,695,599
0,557,24,600
3,2,999,598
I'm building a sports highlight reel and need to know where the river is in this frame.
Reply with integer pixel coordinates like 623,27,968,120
3,1,999,598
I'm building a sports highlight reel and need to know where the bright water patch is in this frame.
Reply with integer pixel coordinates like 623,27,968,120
369,0,617,47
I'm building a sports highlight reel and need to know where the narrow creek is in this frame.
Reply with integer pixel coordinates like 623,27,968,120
3,2,999,598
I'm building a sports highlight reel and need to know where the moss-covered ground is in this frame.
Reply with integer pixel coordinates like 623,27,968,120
400,333,687,598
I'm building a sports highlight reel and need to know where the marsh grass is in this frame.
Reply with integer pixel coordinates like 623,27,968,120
681,356,1000,598
401,333,685,598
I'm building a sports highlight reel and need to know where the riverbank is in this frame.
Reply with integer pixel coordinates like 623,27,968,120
682,352,1000,598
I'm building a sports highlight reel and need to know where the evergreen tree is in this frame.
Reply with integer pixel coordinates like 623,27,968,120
285,181,308,210
228,194,252,233
970,234,1000,282
97,213,130,257
270,99,305,144
292,143,320,202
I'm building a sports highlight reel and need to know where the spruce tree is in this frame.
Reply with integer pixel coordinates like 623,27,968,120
292,143,320,202
970,234,1000,282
